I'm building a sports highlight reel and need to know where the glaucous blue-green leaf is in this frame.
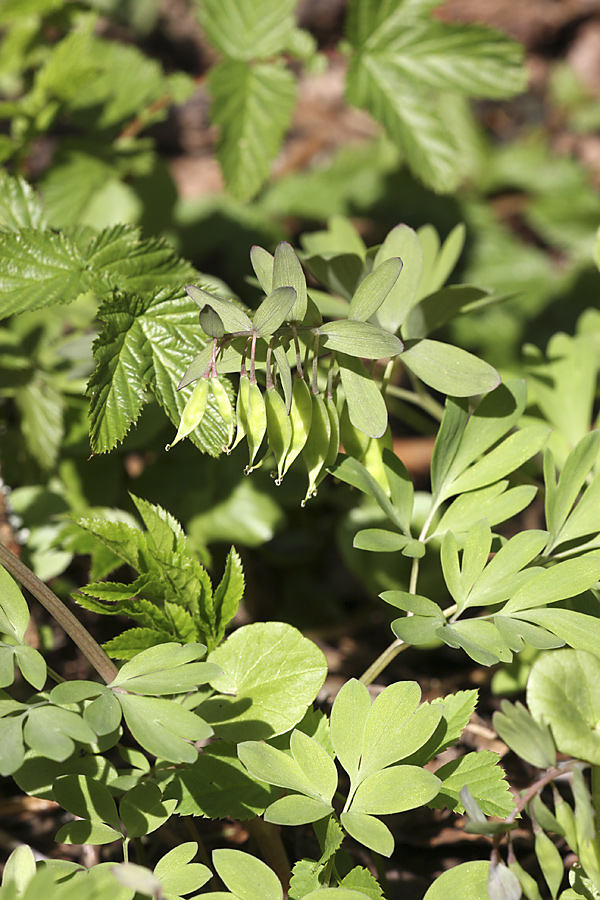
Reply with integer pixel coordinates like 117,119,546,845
433,482,538,541
391,615,442,646
199,0,297,61
303,891,372,900
24,706,97,761
403,285,491,340
209,59,296,202
0,566,29,642
330,679,371,783
117,694,212,764
350,765,440,815
321,320,402,359
0,645,15,688
154,842,212,896
461,529,548,609
353,529,410,552
110,642,205,681
430,750,513,817
329,457,405,532
253,286,297,337
545,432,599,539
186,285,254,332
0,714,25,776
200,622,326,741
380,591,444,618
265,794,333,826
419,223,467,300
494,616,564,653
110,660,219,695
340,811,394,857
503,557,600,613
400,338,500,397
164,741,278,819
517,608,600,655
348,257,402,323
84,691,122,736
535,830,563,900
338,354,387,439
272,241,307,322
54,774,120,829
199,304,225,339
439,620,512,667
304,253,364,302
372,224,423,332
493,700,556,769
527,649,600,765
211,848,283,900
13,645,46,691
251,245,274,294
422,861,490,900
119,781,176,839
452,518,492,611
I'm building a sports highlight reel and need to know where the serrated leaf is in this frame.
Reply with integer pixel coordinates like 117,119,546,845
0,173,46,230
165,741,278,819
289,858,326,899
200,622,327,741
340,867,384,900
214,548,244,643
199,0,297,60
430,750,514,817
209,59,296,202
401,338,500,396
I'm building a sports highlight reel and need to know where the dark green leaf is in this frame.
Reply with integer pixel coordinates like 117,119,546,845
253,286,297,336
403,285,491,340
186,284,253,332
338,354,388,439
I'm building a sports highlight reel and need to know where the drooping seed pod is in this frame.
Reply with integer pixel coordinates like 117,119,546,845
165,378,209,450
301,392,331,504
210,377,235,451
362,425,393,492
229,373,250,453
244,381,267,473
281,375,313,478
265,386,293,484
319,395,341,482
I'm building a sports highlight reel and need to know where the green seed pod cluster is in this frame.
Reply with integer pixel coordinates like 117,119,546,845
166,378,210,451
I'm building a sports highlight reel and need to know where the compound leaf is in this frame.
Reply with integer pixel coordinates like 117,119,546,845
400,338,500,397
430,750,514,817
211,849,283,900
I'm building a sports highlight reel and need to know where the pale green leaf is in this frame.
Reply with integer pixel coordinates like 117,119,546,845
55,820,122,846
251,245,274,294
0,173,46,230
53,774,120,829
321,319,403,359
422,861,490,900
338,354,388,439
359,681,422,777
527,649,600,765
430,750,514,817
351,765,440,815
0,566,29,642
212,849,283,900
404,285,491,340
253,286,297,336
341,811,394,857
15,374,65,469
186,284,253,332
24,706,97,761
237,740,318,797
465,530,548,608
354,529,409,552
535,831,563,900
13,645,46,691
439,619,512,667
272,241,307,322
119,781,176,839
200,622,327,741
420,223,467,299
373,224,423,332
349,257,403,322
0,715,25,776
493,700,556,769
209,60,296,202
290,729,338,802
434,483,538,538
265,794,333,826
430,396,469,497
117,694,212,764
503,557,600,613
329,457,405,531
339,867,384,900
400,338,500,396
391,614,444,645
330,678,371,783
546,431,599,542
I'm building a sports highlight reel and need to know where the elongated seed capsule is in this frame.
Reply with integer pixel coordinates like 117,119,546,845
340,401,370,461
315,396,341,489
362,425,393,492
210,377,235,451
281,376,313,477
229,373,250,452
265,386,293,484
165,378,209,450
301,392,331,504
245,381,267,473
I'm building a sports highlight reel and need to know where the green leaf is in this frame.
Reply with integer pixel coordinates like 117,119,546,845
15,374,65,470
321,320,403,359
348,257,403,322
527,649,600,765
53,774,120,829
214,548,245,643
251,245,274,294
330,679,371,783
493,700,556,769
434,482,537,539
340,812,394,857
338,354,387,439
272,241,308,322
339,868,384,900
265,794,333,826
373,224,423,332
165,741,278,819
154,842,212,896
535,831,563,900
290,729,338,802
0,173,46,230
209,59,296,202
354,529,410,552
200,622,327,740
517,608,600,655
0,566,29,642
329,456,405,531
186,284,253,333
55,820,122,846
420,690,479,759
13,645,46,691
404,285,491,340
422,861,490,900
109,651,218,696
430,750,514,817
253,286,297,336
24,706,97,761
0,714,25,776
400,338,500,396
84,692,122,736
503,557,600,613
2,845,37,895
351,764,440,816
212,849,283,900
117,694,212,764
238,740,322,798
119,782,176,839
199,0,297,60
391,614,443,645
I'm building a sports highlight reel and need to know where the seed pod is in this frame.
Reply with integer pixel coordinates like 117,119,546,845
362,425,393,492
229,373,250,452
281,376,313,478
244,381,267,473
166,378,209,450
301,392,331,504
318,396,341,484
210,377,235,451
340,401,370,461
265,386,293,484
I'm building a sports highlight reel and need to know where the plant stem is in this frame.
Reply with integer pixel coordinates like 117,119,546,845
359,603,457,686
385,384,444,421
0,542,119,684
